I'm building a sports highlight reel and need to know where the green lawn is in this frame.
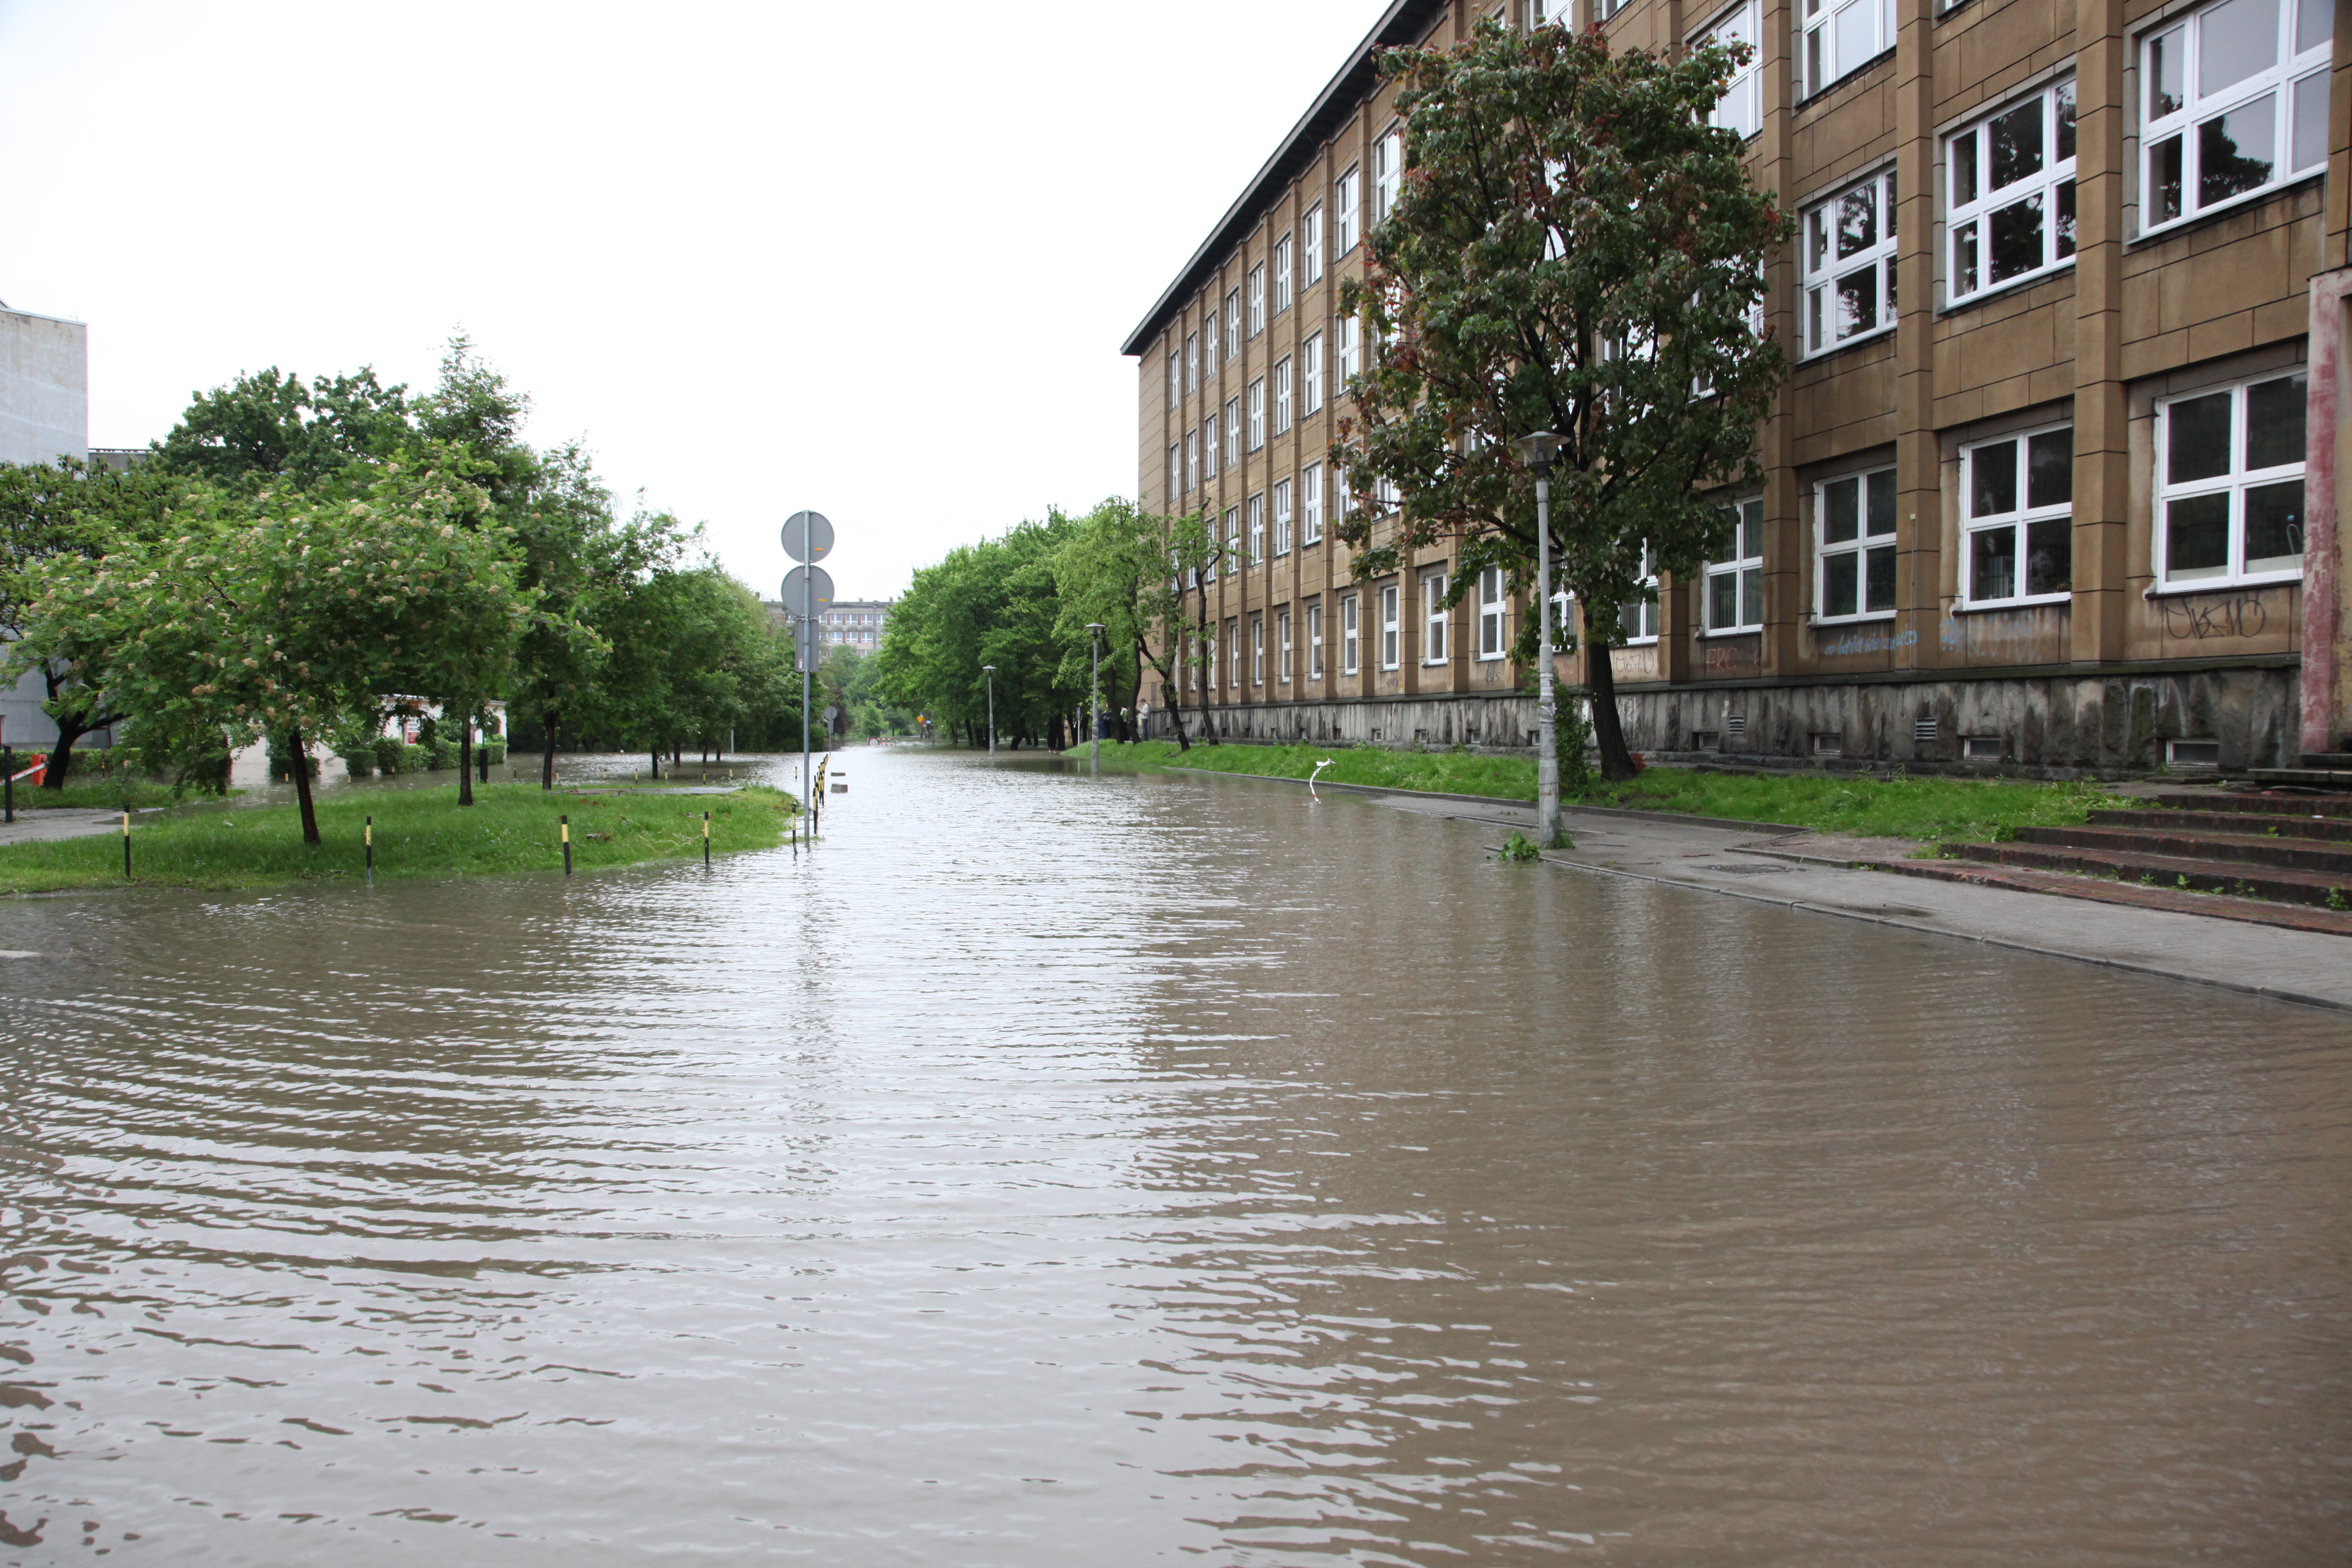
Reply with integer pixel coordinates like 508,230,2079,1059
1079,740,2121,845
0,783,798,895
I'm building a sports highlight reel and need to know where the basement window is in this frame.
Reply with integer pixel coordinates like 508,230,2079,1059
1694,730,1722,751
1812,733,1844,756
2166,738,2223,767
1963,736,2005,762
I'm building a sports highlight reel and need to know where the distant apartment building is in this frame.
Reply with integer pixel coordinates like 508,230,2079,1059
0,300,92,755
815,600,893,651
1125,0,2351,774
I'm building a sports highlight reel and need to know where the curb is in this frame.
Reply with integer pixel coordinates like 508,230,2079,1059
1159,766,1805,836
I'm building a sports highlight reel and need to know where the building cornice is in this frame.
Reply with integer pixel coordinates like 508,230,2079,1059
1118,0,1452,360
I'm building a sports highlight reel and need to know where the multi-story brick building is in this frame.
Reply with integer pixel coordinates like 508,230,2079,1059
1124,0,2350,774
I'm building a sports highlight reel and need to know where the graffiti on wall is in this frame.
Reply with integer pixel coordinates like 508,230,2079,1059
1703,638,1762,676
1939,608,2061,661
2158,590,2270,641
1611,643,1659,679
1818,626,1918,658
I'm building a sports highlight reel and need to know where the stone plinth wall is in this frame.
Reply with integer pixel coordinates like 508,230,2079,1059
1163,693,1537,751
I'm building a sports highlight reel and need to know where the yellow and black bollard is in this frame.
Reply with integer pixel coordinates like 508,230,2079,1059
365,815,374,885
703,811,711,866
561,813,572,876
121,809,131,880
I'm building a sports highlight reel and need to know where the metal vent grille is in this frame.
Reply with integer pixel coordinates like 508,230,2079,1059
1914,718,1939,744
1726,714,1747,736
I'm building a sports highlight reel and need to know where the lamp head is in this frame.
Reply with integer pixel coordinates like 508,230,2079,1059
982,665,994,674
1085,622,1106,637
1512,431,1562,474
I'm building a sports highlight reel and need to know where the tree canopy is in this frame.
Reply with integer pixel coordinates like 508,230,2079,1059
1338,18,1787,778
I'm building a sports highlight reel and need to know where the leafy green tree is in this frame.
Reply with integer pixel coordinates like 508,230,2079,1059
149,366,413,493
0,459,178,786
8,463,533,844
875,516,1084,749
1337,18,1787,779
1050,498,1221,751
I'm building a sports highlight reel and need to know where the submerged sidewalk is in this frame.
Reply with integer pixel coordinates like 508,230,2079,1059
1211,772,2352,1013
0,808,126,847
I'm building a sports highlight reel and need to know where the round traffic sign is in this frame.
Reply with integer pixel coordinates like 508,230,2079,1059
781,510,835,564
781,564,835,614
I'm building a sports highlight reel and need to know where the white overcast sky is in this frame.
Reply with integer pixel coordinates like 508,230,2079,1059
0,0,1393,602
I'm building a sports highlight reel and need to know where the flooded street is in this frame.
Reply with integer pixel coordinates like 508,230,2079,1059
0,747,2345,1565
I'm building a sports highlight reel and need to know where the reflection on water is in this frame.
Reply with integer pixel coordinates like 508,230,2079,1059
0,747,2345,1565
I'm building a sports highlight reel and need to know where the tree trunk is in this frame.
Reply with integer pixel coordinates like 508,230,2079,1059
457,706,474,806
287,723,321,845
1583,623,1640,782
650,747,662,781
40,714,93,792
541,709,559,790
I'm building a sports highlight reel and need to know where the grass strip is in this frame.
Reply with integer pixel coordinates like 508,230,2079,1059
0,782,798,894
1076,740,2122,845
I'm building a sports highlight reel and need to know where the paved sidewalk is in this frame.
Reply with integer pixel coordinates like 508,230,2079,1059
1343,786,2352,1013
0,809,126,847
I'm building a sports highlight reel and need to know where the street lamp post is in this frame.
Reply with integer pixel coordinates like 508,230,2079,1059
1513,432,1563,847
982,665,996,756
1085,623,1106,778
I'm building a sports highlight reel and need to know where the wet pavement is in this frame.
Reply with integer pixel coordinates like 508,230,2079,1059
0,745,2345,1565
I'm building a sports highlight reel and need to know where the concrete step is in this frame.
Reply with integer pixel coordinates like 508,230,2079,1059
2010,824,2352,875
2242,767,2352,790
2090,808,2352,842
1869,857,2352,936
1947,840,2352,907
2141,791,2352,817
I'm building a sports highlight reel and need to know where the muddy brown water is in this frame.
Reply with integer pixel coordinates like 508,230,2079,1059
0,747,2345,1565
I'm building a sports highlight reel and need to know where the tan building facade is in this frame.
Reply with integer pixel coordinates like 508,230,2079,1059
1124,0,2352,775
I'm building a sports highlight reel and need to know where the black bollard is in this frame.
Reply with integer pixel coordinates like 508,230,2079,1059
365,815,374,886
703,810,711,866
561,813,572,876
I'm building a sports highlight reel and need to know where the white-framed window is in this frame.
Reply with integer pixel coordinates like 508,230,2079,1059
1379,583,1401,668
1246,492,1265,564
1619,542,1660,642
1336,314,1361,384
1273,477,1294,556
1476,566,1507,659
1705,496,1765,631
1228,619,1241,689
1204,310,1220,374
1273,235,1293,315
1529,0,1571,27
1701,0,1763,138
1247,378,1266,450
1962,425,2074,605
1372,129,1403,224
1334,461,1353,521
2155,371,2307,587
1309,601,1325,678
2142,0,2332,234
1301,463,1324,545
1374,474,1401,514
1803,0,1894,97
1223,289,1241,358
1223,398,1240,471
1252,616,1265,685
1166,351,1179,410
1248,263,1266,336
1209,627,1220,692
1273,357,1293,434
1220,507,1239,580
1184,428,1199,492
1166,444,1179,508
1204,413,1220,477
1800,168,1897,357
1301,333,1324,413
1342,593,1361,674
1185,330,1200,394
1815,465,1898,620
1423,571,1449,664
1277,608,1293,683
1302,204,1324,282
1594,0,1626,18
1336,164,1361,254
1947,81,2076,304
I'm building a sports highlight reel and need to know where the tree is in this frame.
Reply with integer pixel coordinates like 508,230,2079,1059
873,516,1085,749
149,365,413,493
8,463,533,845
1336,18,1787,779
1050,498,1219,751
0,460,178,787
